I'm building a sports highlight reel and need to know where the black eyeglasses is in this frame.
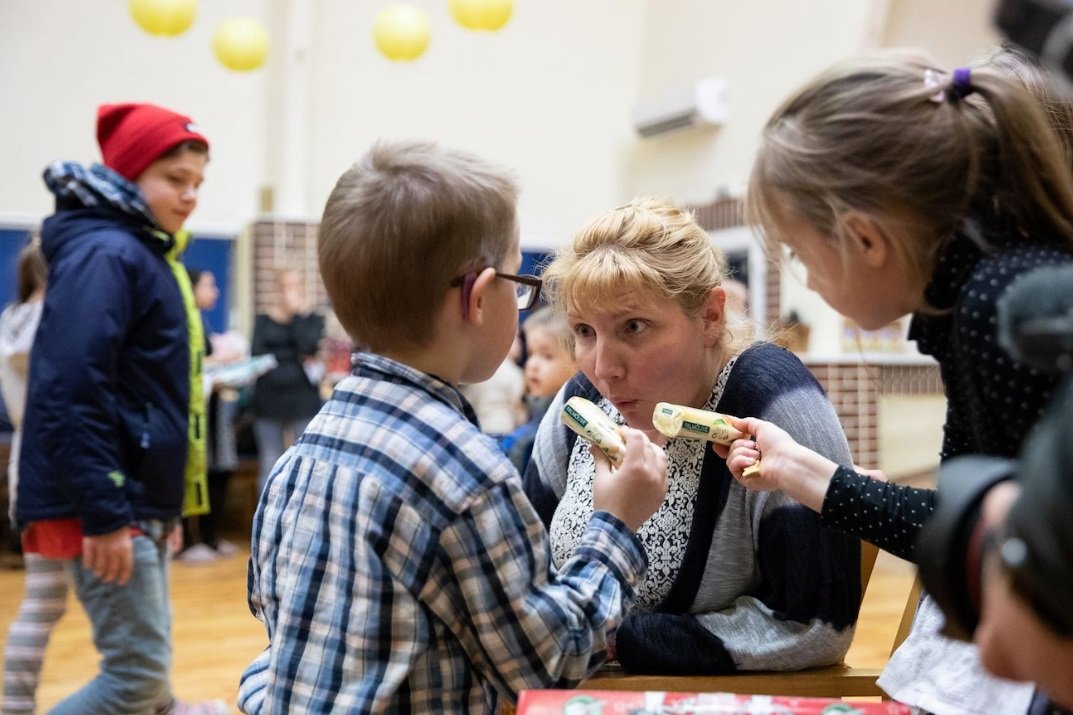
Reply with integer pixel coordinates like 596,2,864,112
450,270,543,312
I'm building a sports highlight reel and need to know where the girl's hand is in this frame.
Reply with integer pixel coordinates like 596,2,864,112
725,437,771,489
713,415,836,513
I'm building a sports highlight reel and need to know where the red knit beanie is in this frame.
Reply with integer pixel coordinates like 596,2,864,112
96,103,209,181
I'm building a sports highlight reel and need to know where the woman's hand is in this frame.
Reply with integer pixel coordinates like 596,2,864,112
592,428,668,533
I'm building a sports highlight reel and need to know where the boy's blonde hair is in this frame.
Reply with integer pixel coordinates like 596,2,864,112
318,140,518,352
542,197,750,353
747,49,1073,302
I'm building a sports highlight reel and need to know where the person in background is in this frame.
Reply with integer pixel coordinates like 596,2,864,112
1,242,57,715
500,306,576,473
524,197,861,675
15,102,225,714
459,333,527,437
724,49,1073,714
249,268,325,495
176,268,241,563
722,277,748,322
972,370,1073,710
239,140,668,713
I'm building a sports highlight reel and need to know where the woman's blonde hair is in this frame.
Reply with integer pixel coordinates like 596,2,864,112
747,49,1073,300
543,197,750,352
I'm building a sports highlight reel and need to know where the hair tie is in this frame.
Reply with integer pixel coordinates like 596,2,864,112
949,67,974,101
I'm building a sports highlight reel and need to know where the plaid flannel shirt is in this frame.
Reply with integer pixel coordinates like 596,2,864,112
239,352,647,714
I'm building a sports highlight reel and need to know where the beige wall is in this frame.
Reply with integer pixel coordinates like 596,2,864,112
624,0,888,203
0,0,647,249
0,0,270,231
881,0,1002,67
0,0,1011,332
878,394,946,479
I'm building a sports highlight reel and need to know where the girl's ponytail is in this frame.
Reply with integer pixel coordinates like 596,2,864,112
959,66,1073,249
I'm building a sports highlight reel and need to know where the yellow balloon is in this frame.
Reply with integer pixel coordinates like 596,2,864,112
129,0,197,37
448,0,513,32
373,4,431,62
213,17,270,72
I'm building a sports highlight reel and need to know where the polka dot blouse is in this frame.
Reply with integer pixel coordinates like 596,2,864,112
819,222,1073,563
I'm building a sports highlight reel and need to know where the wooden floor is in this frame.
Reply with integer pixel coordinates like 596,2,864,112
0,545,916,712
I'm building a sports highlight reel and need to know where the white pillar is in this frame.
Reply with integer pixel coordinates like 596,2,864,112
266,0,313,218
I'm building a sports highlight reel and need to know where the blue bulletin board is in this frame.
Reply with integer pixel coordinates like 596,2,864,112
0,226,235,333
182,235,235,334
0,228,31,305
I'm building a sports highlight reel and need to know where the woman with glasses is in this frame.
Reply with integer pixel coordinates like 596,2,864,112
523,197,863,675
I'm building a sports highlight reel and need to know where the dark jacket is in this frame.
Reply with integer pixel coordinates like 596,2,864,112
17,202,190,535
250,312,324,421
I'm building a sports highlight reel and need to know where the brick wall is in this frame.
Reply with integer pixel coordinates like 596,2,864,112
250,219,327,314
687,196,782,331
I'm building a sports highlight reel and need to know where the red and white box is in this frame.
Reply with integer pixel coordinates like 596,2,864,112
515,689,912,715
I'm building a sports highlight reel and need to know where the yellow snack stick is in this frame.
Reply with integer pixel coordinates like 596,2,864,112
562,396,626,467
651,402,761,478
652,402,745,445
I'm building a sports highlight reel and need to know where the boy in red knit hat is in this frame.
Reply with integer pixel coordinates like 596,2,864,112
7,103,226,714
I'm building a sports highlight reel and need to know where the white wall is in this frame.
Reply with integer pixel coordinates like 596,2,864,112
882,0,1001,67
302,0,645,248
0,0,1008,259
0,0,270,232
623,0,889,204
0,0,646,249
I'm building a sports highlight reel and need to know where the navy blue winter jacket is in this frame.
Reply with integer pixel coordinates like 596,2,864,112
16,202,190,535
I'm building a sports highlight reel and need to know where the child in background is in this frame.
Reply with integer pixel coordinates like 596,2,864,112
501,307,576,473
16,103,224,715
176,268,242,563
459,334,527,437
723,50,1073,714
239,140,668,713
0,242,57,715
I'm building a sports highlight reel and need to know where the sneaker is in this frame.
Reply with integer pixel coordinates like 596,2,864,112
175,543,219,564
213,539,240,557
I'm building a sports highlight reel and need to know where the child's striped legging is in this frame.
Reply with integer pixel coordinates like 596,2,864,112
2,554,68,715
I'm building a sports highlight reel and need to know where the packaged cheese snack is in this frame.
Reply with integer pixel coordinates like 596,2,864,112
652,402,760,477
562,396,626,466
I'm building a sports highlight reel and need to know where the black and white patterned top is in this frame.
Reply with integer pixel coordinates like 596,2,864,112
549,358,736,610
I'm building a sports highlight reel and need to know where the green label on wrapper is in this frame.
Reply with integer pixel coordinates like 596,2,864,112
681,419,708,433
563,403,587,427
